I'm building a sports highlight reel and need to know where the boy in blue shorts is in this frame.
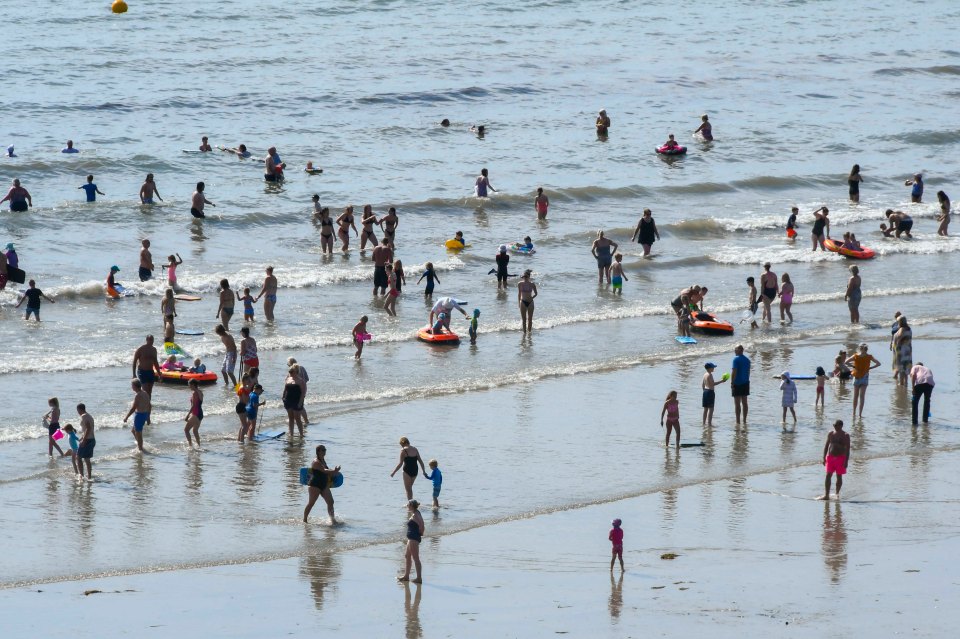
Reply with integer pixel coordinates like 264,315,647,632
424,459,442,509
611,253,627,294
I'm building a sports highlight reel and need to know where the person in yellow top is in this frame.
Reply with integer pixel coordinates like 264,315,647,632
844,344,881,419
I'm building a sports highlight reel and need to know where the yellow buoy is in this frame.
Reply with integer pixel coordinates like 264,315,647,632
111,0,128,13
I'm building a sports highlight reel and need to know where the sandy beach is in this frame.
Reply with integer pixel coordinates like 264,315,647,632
6,448,959,638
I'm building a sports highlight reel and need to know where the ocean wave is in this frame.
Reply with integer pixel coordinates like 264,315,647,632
875,65,960,77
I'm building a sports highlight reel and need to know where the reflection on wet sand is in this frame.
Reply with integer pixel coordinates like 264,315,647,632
299,526,342,612
403,580,423,639
608,571,623,622
821,501,847,585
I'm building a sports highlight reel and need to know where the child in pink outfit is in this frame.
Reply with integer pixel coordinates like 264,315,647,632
609,519,624,571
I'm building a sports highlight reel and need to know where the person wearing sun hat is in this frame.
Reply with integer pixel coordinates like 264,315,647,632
106,265,121,294
701,362,727,426
4,243,17,269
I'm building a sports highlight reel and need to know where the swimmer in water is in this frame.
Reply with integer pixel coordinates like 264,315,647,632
596,109,610,136
534,187,549,219
191,182,215,219
662,134,679,149
139,173,162,204
474,168,496,198
470,125,486,138
811,206,829,251
440,119,450,127
694,114,713,140
848,164,863,203
905,173,923,203
518,270,538,333
199,136,212,152
591,230,618,285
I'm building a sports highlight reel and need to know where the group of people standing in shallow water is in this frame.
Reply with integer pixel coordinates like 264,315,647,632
10,116,953,582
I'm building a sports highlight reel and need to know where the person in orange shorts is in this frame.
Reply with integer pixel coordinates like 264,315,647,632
820,420,850,500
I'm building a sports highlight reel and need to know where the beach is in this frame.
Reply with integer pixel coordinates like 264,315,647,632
3,0,960,635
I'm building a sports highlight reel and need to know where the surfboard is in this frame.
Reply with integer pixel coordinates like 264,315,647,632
252,430,285,442
790,375,816,380
174,294,201,302
108,284,135,298
299,468,344,488
680,442,705,448
176,329,204,336
675,336,697,344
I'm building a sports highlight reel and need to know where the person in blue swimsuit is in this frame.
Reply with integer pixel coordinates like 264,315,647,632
417,262,439,297
591,230,618,284
905,173,923,203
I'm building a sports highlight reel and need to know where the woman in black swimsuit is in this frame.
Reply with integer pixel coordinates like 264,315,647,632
317,207,334,255
397,499,425,583
282,367,305,437
390,436,427,500
336,206,358,252
631,208,661,256
379,207,399,248
359,204,379,250
811,206,829,251
303,444,341,524
848,164,863,203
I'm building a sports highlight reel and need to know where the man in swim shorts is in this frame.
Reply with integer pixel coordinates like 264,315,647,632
821,419,850,500
215,324,238,386
730,345,750,424
139,239,154,281
132,334,162,398
372,239,393,295
122,379,152,452
191,182,215,218
139,173,162,204
701,362,726,426
256,266,278,321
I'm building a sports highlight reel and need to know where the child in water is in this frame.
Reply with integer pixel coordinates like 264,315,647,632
189,358,206,374
660,391,681,448
424,459,443,510
780,371,798,424
161,355,185,371
352,315,369,359
677,306,692,338
452,231,466,246
469,309,480,344
430,313,447,335
745,277,759,329
62,423,80,476
815,366,828,408
237,287,257,322
611,253,627,294
163,254,183,288
417,262,439,297
609,519,624,571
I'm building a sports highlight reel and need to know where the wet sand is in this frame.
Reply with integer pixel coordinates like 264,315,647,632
6,449,959,638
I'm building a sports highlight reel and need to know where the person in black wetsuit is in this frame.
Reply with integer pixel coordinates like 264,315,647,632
303,444,341,524
397,499,425,583
390,436,427,500
495,245,510,290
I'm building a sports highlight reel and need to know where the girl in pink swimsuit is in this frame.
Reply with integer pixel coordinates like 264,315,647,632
660,390,681,448
779,273,794,323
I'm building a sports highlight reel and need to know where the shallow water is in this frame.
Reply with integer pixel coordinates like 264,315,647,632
2,0,959,587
